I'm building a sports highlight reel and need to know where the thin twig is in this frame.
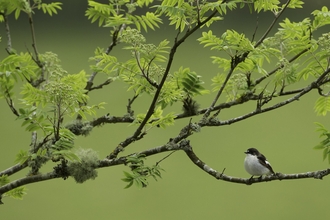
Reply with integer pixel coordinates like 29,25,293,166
4,88,19,116
251,16,259,42
127,94,138,116
27,13,41,67
85,24,125,92
135,52,158,88
156,151,177,166
254,48,309,85
89,79,113,91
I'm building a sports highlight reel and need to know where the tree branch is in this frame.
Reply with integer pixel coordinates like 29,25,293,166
183,141,330,185
89,114,134,127
108,10,219,159
0,171,59,202
0,141,184,203
0,162,28,177
2,12,13,54
206,67,330,126
70,65,330,136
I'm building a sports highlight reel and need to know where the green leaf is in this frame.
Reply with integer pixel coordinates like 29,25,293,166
15,150,30,165
254,0,280,13
3,186,27,200
85,0,115,27
315,96,330,116
314,144,326,150
174,67,209,96
314,123,330,163
322,148,329,161
38,2,62,16
123,180,134,189
0,175,10,187
52,150,81,162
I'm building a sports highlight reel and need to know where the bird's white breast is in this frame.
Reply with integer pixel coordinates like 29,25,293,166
244,154,271,176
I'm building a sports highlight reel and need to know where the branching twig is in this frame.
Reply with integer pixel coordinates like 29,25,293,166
202,0,290,119
108,10,219,159
31,133,52,154
256,83,275,110
106,24,126,55
251,16,258,43
127,94,138,116
69,67,330,135
254,0,291,48
89,79,113,91
135,52,158,88
254,48,309,85
202,64,234,119
317,87,330,97
206,67,330,127
85,24,125,91
203,53,249,119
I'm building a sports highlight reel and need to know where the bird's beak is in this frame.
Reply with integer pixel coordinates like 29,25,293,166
244,151,248,154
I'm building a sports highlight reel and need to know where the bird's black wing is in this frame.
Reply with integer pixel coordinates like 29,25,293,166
257,154,275,174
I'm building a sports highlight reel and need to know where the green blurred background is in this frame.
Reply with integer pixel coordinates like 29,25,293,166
1,0,330,219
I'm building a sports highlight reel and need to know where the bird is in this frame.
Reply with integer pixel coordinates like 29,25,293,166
244,148,275,180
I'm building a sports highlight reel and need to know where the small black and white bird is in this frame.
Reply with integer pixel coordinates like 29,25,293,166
244,148,275,179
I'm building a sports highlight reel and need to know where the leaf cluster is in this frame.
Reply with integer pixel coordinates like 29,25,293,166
0,0,62,20
122,154,163,188
153,0,234,32
198,6,330,102
174,67,209,97
50,129,81,162
86,0,162,32
0,53,38,99
314,123,330,164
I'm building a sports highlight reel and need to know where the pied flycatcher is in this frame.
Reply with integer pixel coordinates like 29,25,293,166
244,148,275,179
